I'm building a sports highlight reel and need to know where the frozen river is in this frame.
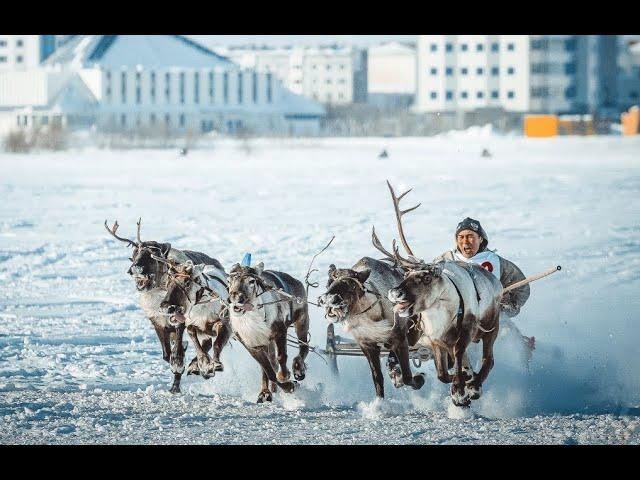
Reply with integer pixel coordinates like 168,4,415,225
1,134,639,444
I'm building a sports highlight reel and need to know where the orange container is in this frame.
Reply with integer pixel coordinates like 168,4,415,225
524,115,559,137
622,106,639,135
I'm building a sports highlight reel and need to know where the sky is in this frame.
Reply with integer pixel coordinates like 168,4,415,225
189,35,417,48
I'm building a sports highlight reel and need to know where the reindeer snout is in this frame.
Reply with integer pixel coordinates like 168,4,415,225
322,293,342,307
229,292,246,305
388,288,406,303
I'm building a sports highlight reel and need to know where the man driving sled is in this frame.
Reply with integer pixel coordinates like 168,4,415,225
433,217,535,354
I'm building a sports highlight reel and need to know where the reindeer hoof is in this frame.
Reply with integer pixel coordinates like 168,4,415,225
213,361,224,372
292,357,306,381
451,385,470,407
186,357,200,376
277,370,291,383
257,390,273,403
169,385,181,394
411,373,425,390
465,382,482,400
389,365,404,388
280,381,296,394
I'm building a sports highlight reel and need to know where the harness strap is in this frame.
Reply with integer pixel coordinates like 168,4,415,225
442,270,466,330
262,270,295,321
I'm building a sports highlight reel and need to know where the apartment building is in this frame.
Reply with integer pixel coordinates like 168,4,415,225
367,41,416,109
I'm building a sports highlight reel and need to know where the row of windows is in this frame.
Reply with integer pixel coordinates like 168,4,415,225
430,42,515,53
0,56,23,63
530,38,577,52
429,90,516,100
0,39,23,48
531,63,577,75
105,70,273,105
429,66,516,76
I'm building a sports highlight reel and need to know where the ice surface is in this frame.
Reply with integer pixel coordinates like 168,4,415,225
0,135,639,444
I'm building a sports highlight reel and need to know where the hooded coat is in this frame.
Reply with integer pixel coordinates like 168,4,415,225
433,221,530,318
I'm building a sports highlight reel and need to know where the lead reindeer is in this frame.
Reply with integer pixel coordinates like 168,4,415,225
371,182,503,407
227,261,310,403
104,219,229,393
153,257,232,380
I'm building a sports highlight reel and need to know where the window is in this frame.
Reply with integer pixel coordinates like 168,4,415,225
565,38,577,52
179,114,185,127
194,72,200,104
430,67,438,75
446,67,453,76
338,78,346,84
106,71,112,101
507,91,515,99
491,66,499,76
430,44,437,52
564,86,576,99
476,44,484,52
121,71,127,103
477,91,484,99
165,114,170,125
326,64,331,70
507,43,514,51
16,39,23,47
238,72,243,103
531,39,548,50
532,87,549,98
209,71,214,103
17,55,23,63
252,72,258,103
446,90,453,100
326,78,332,84
165,72,171,103
491,90,499,99
135,71,141,104
339,64,345,70
150,72,156,103
531,63,548,74
0,40,7,47
266,72,272,103
430,91,437,99
461,67,468,75
565,63,576,74
507,67,515,75
476,67,484,75
461,91,468,99
445,43,453,52
461,44,468,52
179,72,185,104
120,114,126,126
223,72,229,104
150,113,156,125
630,91,639,99
491,42,499,52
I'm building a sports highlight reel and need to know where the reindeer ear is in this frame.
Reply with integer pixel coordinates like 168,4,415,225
328,264,337,277
357,268,371,284
193,264,205,275
229,263,242,274
184,260,195,273
254,262,264,276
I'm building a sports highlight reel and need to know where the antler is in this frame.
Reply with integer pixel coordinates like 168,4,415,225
150,253,179,272
371,226,397,264
136,217,142,244
104,220,137,247
386,180,420,257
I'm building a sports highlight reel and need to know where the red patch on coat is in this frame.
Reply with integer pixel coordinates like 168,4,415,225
481,261,494,272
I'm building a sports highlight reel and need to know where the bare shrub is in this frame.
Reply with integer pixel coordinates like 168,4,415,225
3,130,33,153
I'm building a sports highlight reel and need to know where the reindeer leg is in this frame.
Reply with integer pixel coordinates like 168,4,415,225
432,344,452,384
186,326,213,379
292,307,309,381
466,326,499,400
211,320,230,373
257,368,272,403
273,324,291,383
451,331,472,407
390,340,425,391
168,325,186,394
360,342,385,398
152,320,171,363
245,345,295,402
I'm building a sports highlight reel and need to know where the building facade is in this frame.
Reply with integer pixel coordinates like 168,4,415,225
0,35,324,137
217,45,368,105
415,35,633,115
0,35,59,72
367,41,416,109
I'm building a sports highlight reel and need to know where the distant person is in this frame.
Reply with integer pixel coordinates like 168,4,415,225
180,148,188,156
481,148,492,158
378,149,388,159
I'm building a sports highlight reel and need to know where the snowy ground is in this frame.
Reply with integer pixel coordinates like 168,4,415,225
1,133,639,444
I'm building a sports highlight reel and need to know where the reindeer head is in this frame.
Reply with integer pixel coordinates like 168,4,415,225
227,262,266,315
317,264,371,322
158,261,209,323
387,264,445,318
104,219,171,291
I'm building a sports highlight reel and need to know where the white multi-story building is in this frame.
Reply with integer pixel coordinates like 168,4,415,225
367,41,416,109
415,35,626,114
217,45,367,105
0,35,325,136
0,35,58,72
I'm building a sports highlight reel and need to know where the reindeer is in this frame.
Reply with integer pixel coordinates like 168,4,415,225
318,258,426,398
153,257,231,380
104,219,230,393
226,261,309,403
370,183,504,408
